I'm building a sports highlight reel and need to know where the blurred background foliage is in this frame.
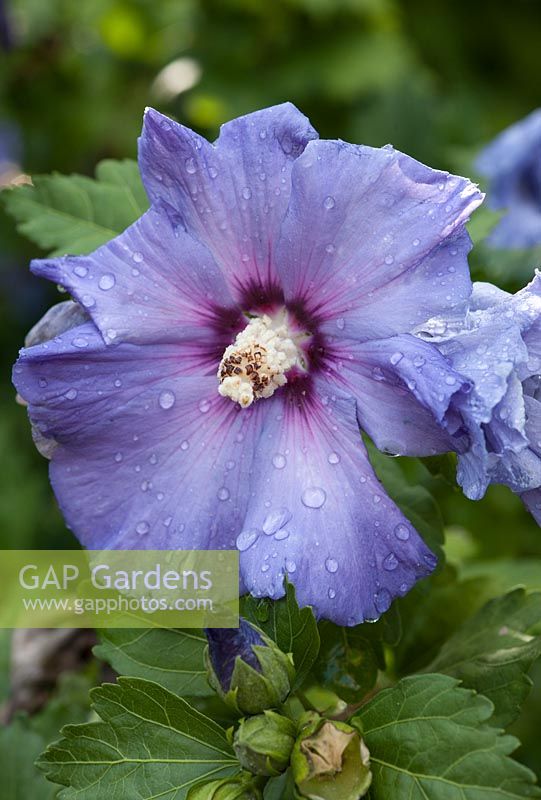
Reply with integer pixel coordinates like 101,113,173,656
0,0,540,778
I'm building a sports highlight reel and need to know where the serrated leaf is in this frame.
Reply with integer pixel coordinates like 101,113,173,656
313,622,379,704
424,589,541,727
95,628,213,697
0,718,56,800
2,158,148,256
38,677,239,800
353,674,541,799
241,581,320,690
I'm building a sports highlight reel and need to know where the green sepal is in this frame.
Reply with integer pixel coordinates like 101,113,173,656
234,711,297,776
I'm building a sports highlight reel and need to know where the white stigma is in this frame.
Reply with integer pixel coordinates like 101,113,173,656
218,313,303,408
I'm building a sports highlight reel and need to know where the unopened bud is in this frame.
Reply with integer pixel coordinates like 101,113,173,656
234,710,296,776
205,619,295,715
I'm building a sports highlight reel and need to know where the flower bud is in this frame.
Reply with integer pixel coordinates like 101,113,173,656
291,714,371,800
205,619,295,715
233,710,296,776
187,772,263,800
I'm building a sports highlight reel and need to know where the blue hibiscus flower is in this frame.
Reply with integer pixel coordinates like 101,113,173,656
13,104,483,624
477,109,541,248
420,276,541,518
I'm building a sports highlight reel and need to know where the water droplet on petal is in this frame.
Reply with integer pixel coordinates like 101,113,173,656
64,388,78,400
39,377,48,388
328,587,336,599
114,452,122,463
302,487,326,509
81,294,95,308
98,274,115,291
198,399,211,413
180,440,189,451
285,559,296,573
374,588,392,614
185,157,197,174
272,453,286,469
263,507,292,535
159,390,176,410
217,487,230,501
133,251,144,263
385,255,394,265
336,317,345,330
274,528,290,541
136,521,150,535
394,523,411,540
323,195,335,210
383,552,399,571
390,352,403,365
424,552,438,569
208,166,218,179
236,529,258,552
325,557,338,573
242,187,252,200
74,265,88,278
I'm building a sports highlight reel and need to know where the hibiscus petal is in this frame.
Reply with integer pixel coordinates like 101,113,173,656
237,378,436,625
31,204,241,351
276,139,482,334
13,323,267,549
328,333,468,456
138,104,318,300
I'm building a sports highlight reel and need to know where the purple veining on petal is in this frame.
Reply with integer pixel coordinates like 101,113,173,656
13,103,487,623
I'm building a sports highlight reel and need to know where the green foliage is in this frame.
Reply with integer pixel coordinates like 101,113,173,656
38,677,240,799
0,718,57,800
95,627,214,696
353,674,541,799
425,590,541,727
0,670,94,800
313,623,379,704
2,159,148,256
242,582,320,691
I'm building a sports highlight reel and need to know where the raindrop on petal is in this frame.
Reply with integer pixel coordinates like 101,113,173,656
302,487,326,509
374,588,392,614
98,274,116,291
263,507,292,535
394,523,410,541
136,521,150,535
236,529,258,552
159,390,176,410
383,552,399,571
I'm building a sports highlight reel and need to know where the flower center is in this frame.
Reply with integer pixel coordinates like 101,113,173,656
218,311,307,408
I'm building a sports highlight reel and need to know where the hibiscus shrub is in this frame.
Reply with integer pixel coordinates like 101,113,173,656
3,105,541,800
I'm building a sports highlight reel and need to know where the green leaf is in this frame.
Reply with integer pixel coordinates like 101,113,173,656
353,674,541,799
95,628,214,697
459,559,541,593
424,589,541,727
241,581,320,690
395,568,494,673
2,158,148,256
38,677,239,800
313,622,379,704
0,717,56,799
